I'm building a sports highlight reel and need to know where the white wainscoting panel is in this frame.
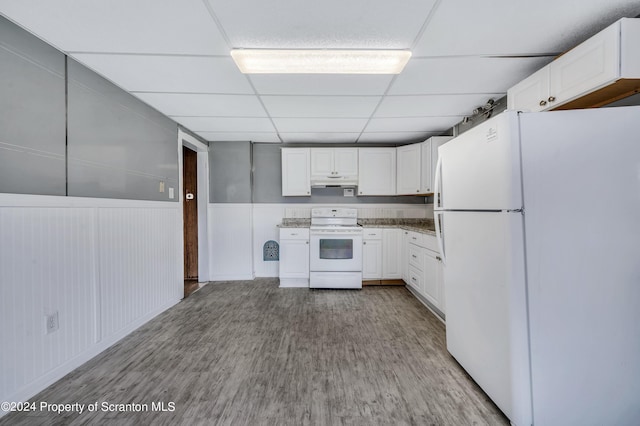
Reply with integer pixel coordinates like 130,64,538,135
0,194,182,413
98,207,180,337
253,205,286,278
0,207,97,402
208,204,254,280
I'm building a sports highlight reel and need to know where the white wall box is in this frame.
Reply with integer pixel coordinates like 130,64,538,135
278,227,310,287
358,148,396,196
310,148,358,184
508,18,640,112
281,148,311,196
362,228,383,280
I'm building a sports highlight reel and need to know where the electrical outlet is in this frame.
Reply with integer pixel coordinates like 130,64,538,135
45,312,59,334
168,187,174,199
159,181,165,193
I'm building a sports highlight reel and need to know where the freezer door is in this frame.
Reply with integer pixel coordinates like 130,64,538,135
439,111,522,210
520,106,640,425
443,211,531,426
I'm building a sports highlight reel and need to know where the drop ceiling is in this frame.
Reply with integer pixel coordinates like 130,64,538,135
1,0,640,144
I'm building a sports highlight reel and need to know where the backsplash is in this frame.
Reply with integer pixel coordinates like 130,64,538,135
284,206,428,219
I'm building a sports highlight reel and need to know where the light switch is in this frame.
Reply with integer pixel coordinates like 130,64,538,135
169,187,174,199
159,181,165,193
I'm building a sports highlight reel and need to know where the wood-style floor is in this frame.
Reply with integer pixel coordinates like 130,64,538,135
1,279,508,425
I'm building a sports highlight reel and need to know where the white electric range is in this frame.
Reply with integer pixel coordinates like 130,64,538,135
309,208,363,289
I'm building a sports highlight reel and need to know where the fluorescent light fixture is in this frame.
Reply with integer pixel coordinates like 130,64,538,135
230,49,411,74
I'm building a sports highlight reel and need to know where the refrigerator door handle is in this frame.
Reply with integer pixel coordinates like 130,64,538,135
434,155,443,211
434,211,446,265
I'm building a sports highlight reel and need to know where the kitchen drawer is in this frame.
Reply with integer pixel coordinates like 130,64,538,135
408,266,424,293
423,234,438,252
280,228,310,240
363,228,382,239
407,231,424,247
408,244,424,270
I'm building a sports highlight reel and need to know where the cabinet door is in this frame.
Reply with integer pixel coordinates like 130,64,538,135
382,228,401,279
279,239,309,278
401,230,410,282
362,239,382,279
419,140,432,193
437,256,444,314
358,148,396,195
507,66,550,112
549,22,619,109
396,144,421,195
423,249,440,308
334,148,358,177
310,148,333,178
282,148,311,196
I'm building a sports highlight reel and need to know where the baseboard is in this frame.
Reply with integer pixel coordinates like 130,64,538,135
363,279,405,286
0,298,180,418
406,286,445,323
279,278,309,288
209,274,255,281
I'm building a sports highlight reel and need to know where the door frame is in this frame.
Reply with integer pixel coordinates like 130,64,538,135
178,129,210,283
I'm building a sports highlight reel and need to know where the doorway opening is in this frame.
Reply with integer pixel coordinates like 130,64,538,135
183,145,198,297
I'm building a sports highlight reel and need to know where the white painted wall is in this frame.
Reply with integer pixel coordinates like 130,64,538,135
0,194,181,411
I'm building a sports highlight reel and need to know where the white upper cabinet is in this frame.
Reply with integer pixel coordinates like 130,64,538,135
310,148,358,182
358,148,396,196
429,136,453,193
396,143,422,195
420,140,433,194
508,18,640,112
281,148,310,196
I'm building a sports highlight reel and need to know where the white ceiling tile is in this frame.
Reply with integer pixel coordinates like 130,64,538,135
172,117,275,132
71,55,253,94
134,93,266,117
414,0,640,56
280,133,360,143
375,94,503,118
262,96,381,118
272,118,368,133
0,0,229,54
358,132,441,144
196,132,281,143
249,74,394,96
389,57,553,95
364,117,462,133
208,0,437,49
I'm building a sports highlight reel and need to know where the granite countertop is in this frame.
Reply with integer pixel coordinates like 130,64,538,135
278,218,436,235
278,219,311,228
358,219,436,235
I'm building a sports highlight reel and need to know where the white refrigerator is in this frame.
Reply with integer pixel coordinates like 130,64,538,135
433,106,640,426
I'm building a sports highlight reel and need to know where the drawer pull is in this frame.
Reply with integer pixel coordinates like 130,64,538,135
291,233,298,236
411,277,417,282
411,255,417,259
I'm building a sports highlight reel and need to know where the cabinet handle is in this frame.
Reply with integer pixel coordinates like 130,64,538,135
436,256,441,261
411,277,417,282
306,241,309,244
412,254,417,259
539,100,547,106
416,189,420,192
359,192,363,195
548,96,556,102
291,233,298,236
363,241,367,245
307,191,310,194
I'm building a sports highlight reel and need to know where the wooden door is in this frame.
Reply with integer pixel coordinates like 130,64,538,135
183,147,198,295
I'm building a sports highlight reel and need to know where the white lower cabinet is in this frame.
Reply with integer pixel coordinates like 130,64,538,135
404,231,445,315
279,228,310,287
382,229,401,279
401,230,410,282
362,228,382,280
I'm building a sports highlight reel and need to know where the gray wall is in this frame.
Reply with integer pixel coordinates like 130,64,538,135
210,142,426,204
0,16,179,201
209,141,251,203
67,59,178,201
0,15,66,196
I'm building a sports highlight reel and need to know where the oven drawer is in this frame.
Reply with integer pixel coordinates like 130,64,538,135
280,228,310,240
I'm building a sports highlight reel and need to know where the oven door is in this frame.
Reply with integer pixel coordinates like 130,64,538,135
309,233,363,272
